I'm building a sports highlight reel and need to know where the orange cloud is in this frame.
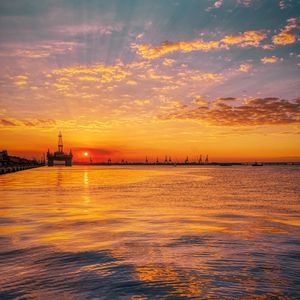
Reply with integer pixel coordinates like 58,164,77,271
132,40,220,59
14,81,27,86
221,31,266,47
126,80,138,85
132,31,266,59
159,97,300,126
163,58,176,66
13,75,29,86
272,31,297,45
239,63,252,72
261,56,280,64
190,72,222,81
192,96,209,106
272,18,299,45
0,118,56,128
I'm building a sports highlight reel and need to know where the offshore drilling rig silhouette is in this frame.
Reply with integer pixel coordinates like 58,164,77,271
47,132,73,166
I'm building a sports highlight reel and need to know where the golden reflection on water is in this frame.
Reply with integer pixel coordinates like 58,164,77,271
0,165,299,299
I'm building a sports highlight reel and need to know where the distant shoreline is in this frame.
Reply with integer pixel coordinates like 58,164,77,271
73,162,300,166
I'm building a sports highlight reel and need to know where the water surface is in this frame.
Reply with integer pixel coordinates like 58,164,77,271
0,166,299,299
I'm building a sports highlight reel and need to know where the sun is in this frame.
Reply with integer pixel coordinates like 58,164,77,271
84,152,89,157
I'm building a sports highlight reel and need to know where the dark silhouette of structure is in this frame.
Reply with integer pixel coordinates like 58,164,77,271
198,155,202,164
0,150,43,174
47,132,72,166
205,155,209,164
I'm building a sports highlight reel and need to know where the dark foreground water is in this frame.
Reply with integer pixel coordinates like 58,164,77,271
0,166,299,299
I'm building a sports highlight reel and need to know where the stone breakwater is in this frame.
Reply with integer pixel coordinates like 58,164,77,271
0,165,43,175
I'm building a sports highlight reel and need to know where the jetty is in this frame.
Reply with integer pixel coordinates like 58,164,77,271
0,150,44,175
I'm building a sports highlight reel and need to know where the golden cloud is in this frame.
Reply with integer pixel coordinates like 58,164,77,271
134,99,150,106
132,39,220,59
78,76,99,82
272,31,297,45
261,56,280,64
221,31,266,47
51,64,130,94
132,31,266,59
14,81,27,86
272,18,299,45
163,58,176,66
13,75,29,86
192,96,209,106
190,72,222,81
126,80,138,85
239,63,252,72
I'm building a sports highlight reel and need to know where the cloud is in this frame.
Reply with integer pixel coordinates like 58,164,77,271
214,0,223,8
52,64,130,88
54,23,123,36
15,75,28,80
236,0,254,7
206,0,223,11
272,18,299,45
126,80,137,85
0,41,83,59
132,30,266,59
192,96,209,106
279,0,288,9
78,76,99,82
0,118,56,128
12,75,29,86
221,31,266,47
132,39,221,59
0,119,18,126
261,56,281,64
272,31,297,45
163,58,176,66
14,81,27,86
217,97,237,101
185,72,222,82
158,97,300,126
134,99,150,106
239,63,252,72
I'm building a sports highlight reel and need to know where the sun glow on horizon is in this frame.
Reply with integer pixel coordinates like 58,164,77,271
0,1,299,161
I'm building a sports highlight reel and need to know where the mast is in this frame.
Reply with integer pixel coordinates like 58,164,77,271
58,131,63,153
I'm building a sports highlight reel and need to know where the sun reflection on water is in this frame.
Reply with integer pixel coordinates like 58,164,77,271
0,166,299,299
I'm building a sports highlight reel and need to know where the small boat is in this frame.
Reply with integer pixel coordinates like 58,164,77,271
252,162,263,166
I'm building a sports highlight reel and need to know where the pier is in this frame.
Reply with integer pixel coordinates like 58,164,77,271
0,150,44,175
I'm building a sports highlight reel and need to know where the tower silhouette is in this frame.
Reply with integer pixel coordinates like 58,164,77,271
58,131,63,153
47,132,72,166
198,155,202,164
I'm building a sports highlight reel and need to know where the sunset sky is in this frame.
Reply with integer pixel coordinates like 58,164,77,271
0,0,299,162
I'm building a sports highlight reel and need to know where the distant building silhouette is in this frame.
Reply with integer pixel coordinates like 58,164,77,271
205,155,209,164
198,155,202,164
